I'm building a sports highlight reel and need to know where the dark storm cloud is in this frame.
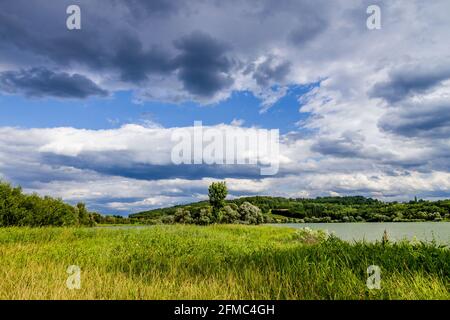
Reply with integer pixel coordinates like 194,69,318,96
173,31,235,97
378,99,450,138
40,151,268,180
0,3,235,98
0,68,107,98
0,8,175,83
370,63,450,103
52,32,176,83
111,35,176,82
252,56,291,87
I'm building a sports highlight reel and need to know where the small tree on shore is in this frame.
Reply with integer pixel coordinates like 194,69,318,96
208,182,228,222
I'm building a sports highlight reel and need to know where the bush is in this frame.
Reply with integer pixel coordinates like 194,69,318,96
292,227,330,244
197,208,213,225
220,205,240,224
238,202,264,225
174,208,193,224
161,215,174,224
188,206,213,225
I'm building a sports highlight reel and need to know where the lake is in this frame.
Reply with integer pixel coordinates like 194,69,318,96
272,222,450,244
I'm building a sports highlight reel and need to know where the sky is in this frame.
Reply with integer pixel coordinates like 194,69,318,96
0,0,450,215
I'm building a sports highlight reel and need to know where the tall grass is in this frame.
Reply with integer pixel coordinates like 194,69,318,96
0,225,448,299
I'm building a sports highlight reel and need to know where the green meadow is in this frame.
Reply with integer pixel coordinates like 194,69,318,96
0,225,448,300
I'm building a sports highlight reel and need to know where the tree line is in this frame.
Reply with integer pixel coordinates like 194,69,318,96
236,195,450,222
0,181,95,227
133,188,450,224
2,179,449,227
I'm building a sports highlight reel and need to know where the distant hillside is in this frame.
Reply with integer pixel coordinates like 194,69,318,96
130,196,450,223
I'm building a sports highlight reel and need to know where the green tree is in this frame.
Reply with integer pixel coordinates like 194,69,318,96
208,182,228,221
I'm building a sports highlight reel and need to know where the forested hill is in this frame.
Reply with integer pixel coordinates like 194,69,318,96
131,196,450,223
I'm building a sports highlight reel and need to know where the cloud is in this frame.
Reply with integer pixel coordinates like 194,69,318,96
42,155,266,181
288,14,328,45
111,35,176,83
311,132,365,158
0,0,309,105
0,68,108,98
1,0,449,106
0,3,176,84
252,55,291,87
0,124,288,182
378,97,450,138
230,119,245,126
370,62,450,103
173,31,235,97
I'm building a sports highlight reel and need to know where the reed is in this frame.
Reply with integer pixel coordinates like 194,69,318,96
0,225,448,300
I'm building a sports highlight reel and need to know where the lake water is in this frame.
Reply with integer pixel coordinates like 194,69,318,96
271,222,450,244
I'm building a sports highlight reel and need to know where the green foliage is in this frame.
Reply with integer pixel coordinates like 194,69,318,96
208,181,228,220
174,208,193,224
238,201,264,224
0,181,98,227
219,205,240,224
162,201,266,226
159,182,264,225
133,195,450,224
188,207,211,225
172,206,215,225
161,215,174,224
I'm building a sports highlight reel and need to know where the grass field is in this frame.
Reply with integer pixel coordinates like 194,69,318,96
0,225,448,300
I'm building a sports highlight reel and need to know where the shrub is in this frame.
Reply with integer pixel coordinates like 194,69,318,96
292,227,330,244
161,215,174,224
238,202,264,225
174,208,193,224
220,205,240,224
189,206,213,225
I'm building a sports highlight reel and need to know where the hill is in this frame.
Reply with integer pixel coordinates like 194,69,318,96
130,195,450,223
